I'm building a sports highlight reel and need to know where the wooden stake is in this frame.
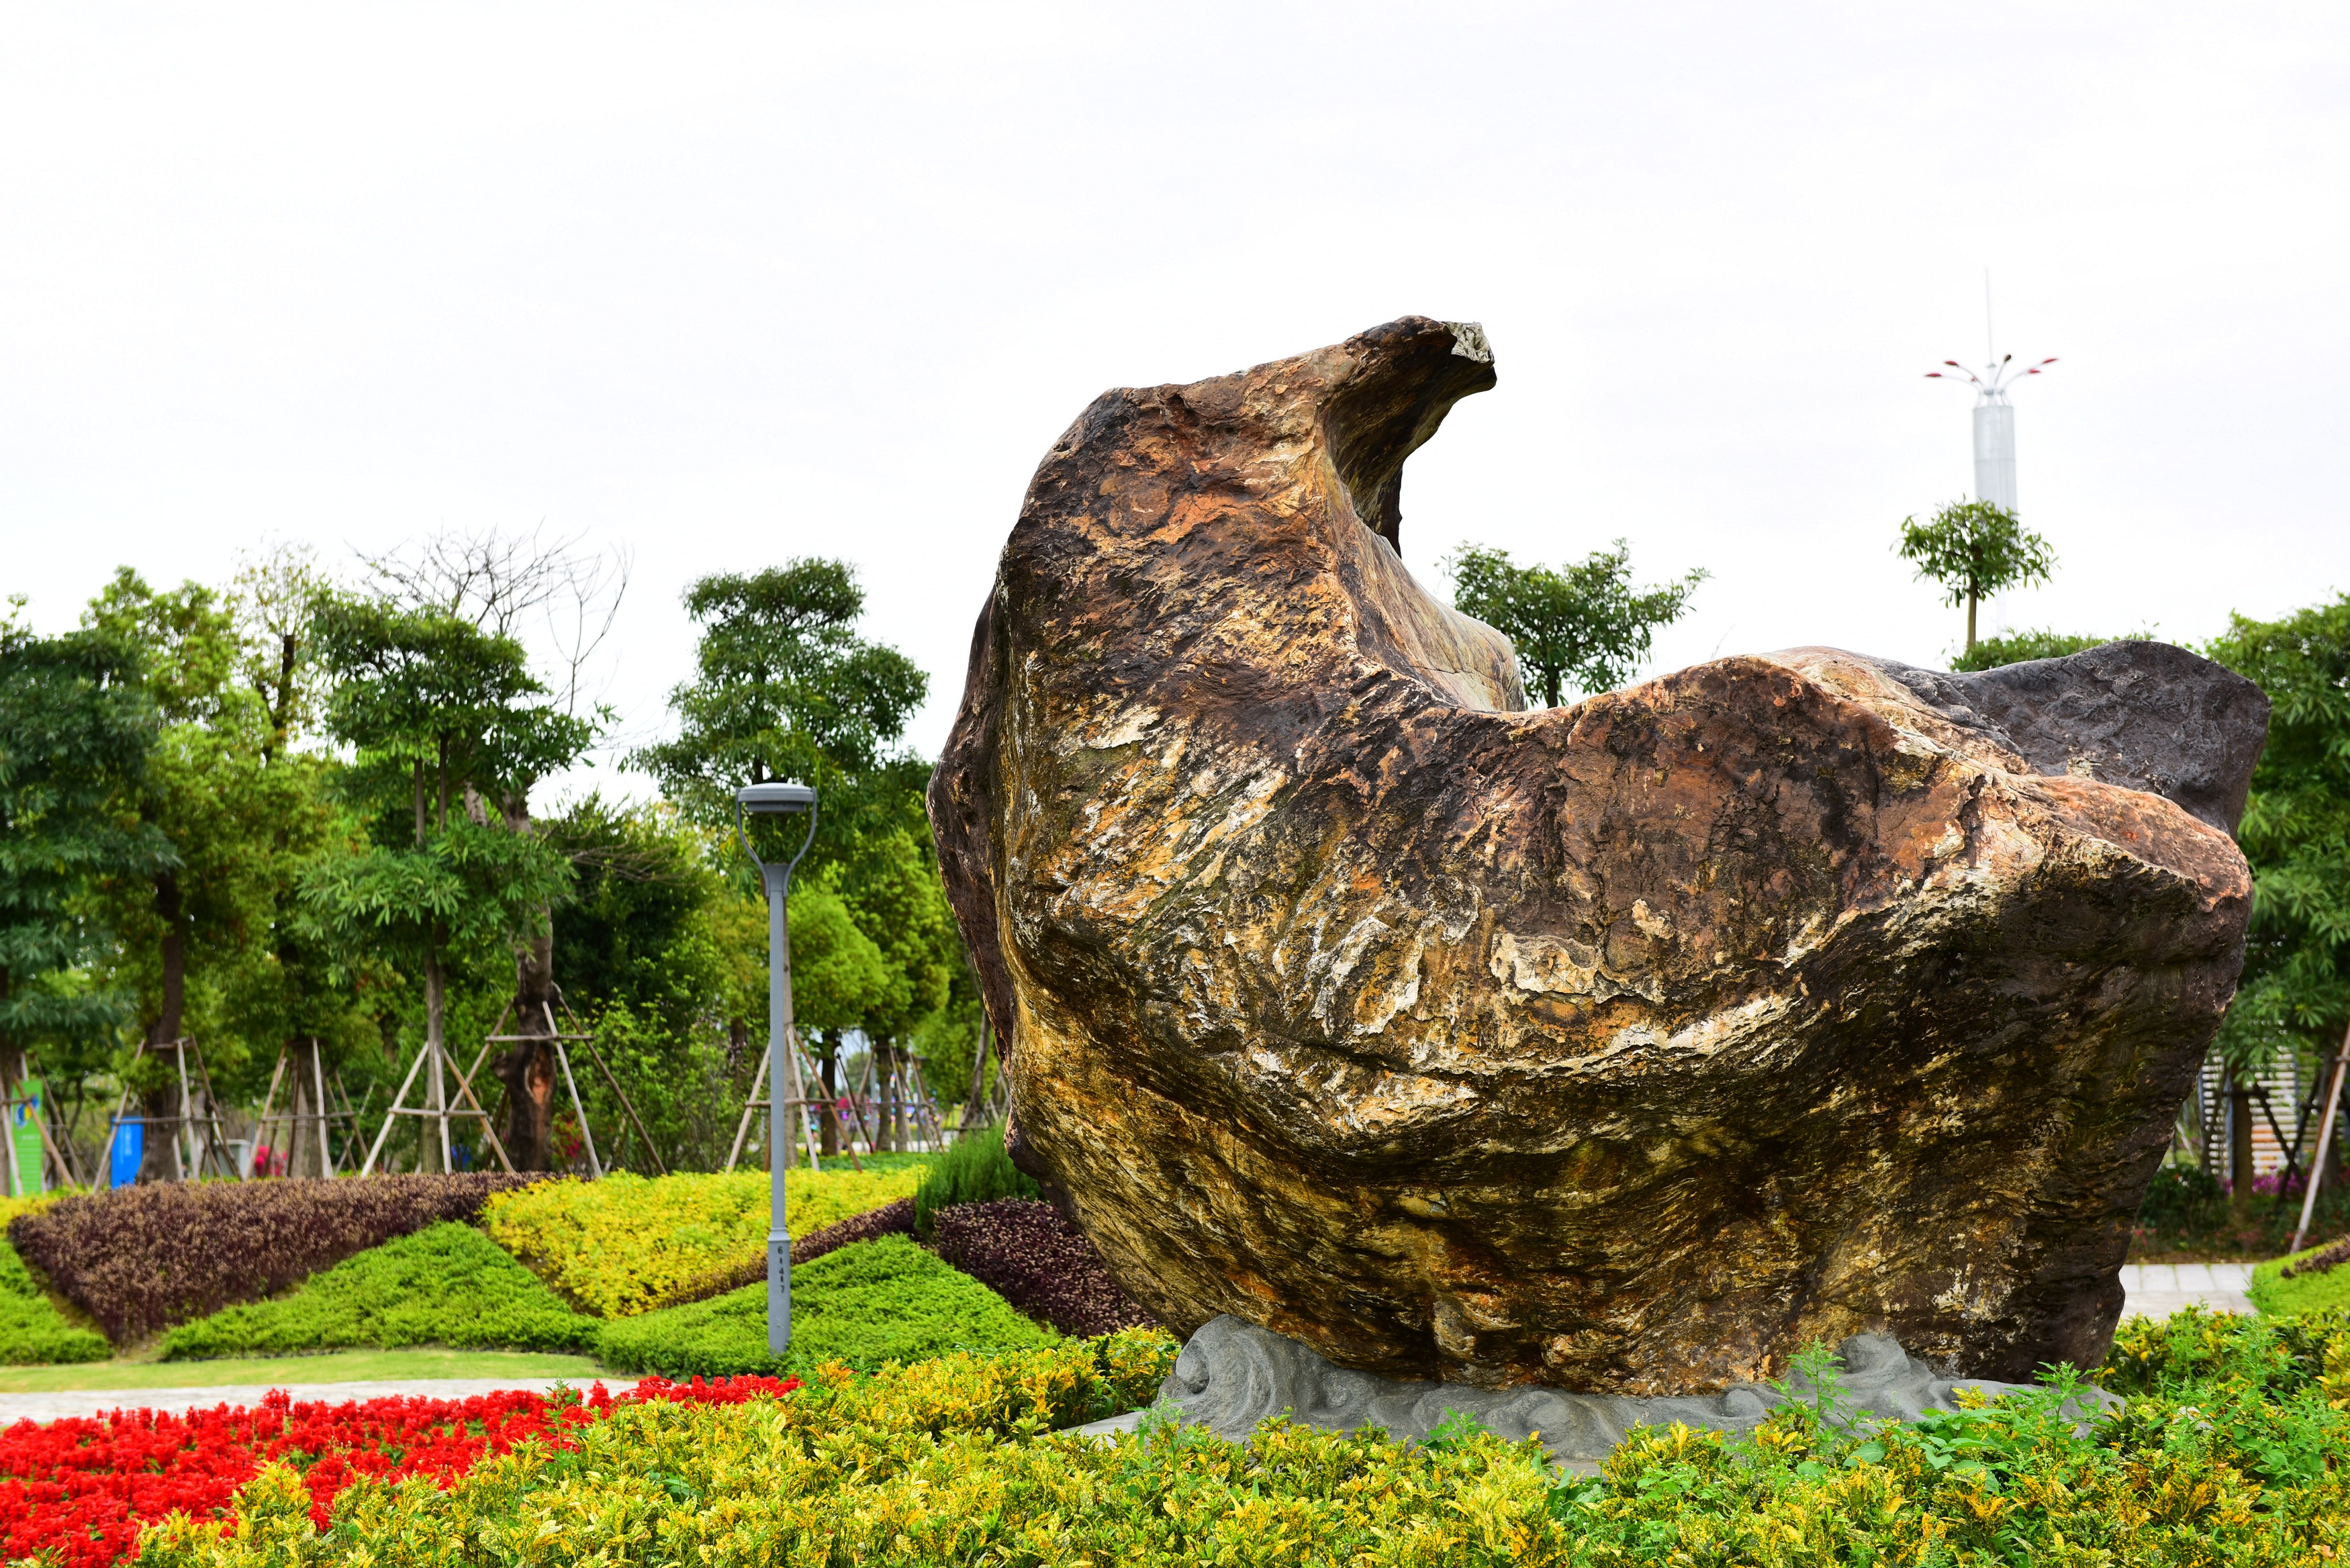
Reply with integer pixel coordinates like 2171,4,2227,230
2290,1020,2350,1254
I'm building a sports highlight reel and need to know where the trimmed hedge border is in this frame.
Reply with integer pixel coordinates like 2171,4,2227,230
9,1174,536,1343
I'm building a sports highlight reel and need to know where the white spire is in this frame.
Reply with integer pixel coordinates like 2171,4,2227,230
1925,275,2055,516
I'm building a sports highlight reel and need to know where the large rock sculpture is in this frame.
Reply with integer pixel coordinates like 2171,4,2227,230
929,315,2268,1395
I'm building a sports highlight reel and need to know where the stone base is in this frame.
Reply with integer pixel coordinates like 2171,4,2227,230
1076,1316,2117,1469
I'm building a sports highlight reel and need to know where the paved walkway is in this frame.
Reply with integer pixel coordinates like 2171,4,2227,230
2118,1262,2254,1320
0,1374,641,1426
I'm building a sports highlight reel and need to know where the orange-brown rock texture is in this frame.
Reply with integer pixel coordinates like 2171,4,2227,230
928,316,2269,1394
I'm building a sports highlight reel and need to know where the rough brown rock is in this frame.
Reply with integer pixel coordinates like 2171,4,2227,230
928,315,2267,1394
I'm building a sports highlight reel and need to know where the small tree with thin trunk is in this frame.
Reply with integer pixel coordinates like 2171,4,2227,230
1895,499,2056,658
1445,541,1706,708
303,596,585,1171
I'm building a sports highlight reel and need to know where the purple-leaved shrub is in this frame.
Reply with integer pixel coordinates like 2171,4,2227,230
9,1174,535,1343
930,1198,1158,1337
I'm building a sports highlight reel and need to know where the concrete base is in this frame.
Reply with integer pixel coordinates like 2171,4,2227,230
1073,1316,2118,1468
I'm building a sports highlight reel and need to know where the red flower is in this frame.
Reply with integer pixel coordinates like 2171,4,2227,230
0,1374,801,1565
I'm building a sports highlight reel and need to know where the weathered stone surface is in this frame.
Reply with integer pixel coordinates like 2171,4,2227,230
1071,1316,2117,1467
929,315,2269,1395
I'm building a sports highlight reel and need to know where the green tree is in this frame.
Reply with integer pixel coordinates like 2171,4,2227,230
360,530,626,1161
1895,499,2057,656
0,599,171,1177
81,574,275,1075
2207,595,2350,1075
634,559,927,863
304,596,589,1171
634,560,941,1155
1444,542,1706,707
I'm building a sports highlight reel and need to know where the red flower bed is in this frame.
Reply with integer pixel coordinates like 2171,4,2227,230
0,1373,800,1567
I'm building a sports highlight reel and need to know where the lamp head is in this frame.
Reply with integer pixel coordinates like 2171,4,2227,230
737,781,816,815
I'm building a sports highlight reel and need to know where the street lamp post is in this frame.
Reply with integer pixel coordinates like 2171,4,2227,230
735,780,817,1355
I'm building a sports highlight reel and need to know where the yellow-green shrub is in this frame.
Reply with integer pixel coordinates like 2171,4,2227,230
482,1167,924,1318
0,1189,70,1232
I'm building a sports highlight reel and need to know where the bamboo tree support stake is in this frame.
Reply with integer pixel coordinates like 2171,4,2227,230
550,1037,602,1179
2290,1018,2350,1254
252,1046,291,1177
724,1038,769,1173
552,1002,666,1177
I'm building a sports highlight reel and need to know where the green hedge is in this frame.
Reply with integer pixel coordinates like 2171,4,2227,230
157,1222,600,1360
0,1240,109,1365
596,1234,1055,1377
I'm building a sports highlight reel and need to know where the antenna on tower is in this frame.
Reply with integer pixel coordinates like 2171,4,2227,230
1924,273,2055,516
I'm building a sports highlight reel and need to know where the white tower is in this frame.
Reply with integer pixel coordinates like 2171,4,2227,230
1926,277,2054,516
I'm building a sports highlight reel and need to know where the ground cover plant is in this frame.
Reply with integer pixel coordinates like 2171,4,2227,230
0,1239,107,1366
912,1121,1037,1237
156,1222,601,1360
931,1197,1157,1336
596,1234,1056,1377
483,1165,925,1318
7,1174,533,1343
0,1373,797,1568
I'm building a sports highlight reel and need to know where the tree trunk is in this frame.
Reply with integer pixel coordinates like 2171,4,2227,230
820,1042,840,1156
496,930,561,1171
1965,591,1979,656
2227,1063,2255,1224
138,873,188,1183
289,1038,330,1179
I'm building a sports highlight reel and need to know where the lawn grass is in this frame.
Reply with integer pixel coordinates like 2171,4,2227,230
2248,1240,2350,1316
156,1222,599,1360
597,1234,1055,1377
0,1345,608,1393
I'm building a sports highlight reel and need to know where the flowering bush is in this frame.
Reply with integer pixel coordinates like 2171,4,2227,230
157,1222,600,1360
648,1196,916,1311
483,1166,925,1318
0,1372,798,1568
8,1174,534,1343
931,1198,1157,1336
597,1234,1057,1377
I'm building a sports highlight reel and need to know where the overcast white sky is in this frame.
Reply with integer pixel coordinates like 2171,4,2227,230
5,4,2345,803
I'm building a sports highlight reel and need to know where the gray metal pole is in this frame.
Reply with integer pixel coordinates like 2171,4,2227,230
765,860,794,1355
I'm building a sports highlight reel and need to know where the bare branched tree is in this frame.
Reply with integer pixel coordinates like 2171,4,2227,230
359,526,631,1171
361,524,630,720
230,538,334,762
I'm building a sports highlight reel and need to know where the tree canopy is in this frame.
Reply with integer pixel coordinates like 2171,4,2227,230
2208,593,2350,1072
1444,541,1705,707
1895,499,2057,656
0,602,170,1067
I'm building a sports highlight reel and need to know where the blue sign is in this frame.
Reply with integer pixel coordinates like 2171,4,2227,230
109,1120,144,1188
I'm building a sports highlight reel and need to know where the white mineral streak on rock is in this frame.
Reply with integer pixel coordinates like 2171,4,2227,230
1489,930,1660,1004
1087,705,1162,749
